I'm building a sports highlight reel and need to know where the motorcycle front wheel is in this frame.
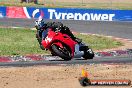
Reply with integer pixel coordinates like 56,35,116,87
51,44,72,61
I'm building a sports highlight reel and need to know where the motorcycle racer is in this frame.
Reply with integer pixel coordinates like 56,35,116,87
35,18,82,50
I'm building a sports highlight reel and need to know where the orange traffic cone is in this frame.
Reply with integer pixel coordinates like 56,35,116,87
79,68,91,86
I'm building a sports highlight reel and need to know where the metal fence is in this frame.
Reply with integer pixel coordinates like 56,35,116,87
0,0,132,9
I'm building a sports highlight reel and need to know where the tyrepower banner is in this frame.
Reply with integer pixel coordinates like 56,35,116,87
0,6,6,18
5,6,132,21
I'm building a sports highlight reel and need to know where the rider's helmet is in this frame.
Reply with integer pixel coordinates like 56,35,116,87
35,18,45,30
52,22,63,30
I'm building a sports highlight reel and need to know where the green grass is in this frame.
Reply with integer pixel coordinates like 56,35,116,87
0,28,49,56
0,28,123,56
75,34,122,50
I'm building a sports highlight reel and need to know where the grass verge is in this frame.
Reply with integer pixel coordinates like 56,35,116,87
0,2,132,10
0,28,123,56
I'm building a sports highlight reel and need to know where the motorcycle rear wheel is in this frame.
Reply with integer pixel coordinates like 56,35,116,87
51,44,72,61
83,48,94,60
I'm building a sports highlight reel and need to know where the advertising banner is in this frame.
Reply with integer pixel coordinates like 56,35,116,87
6,7,44,19
0,6,6,18
46,8,132,21
6,7,27,18
5,6,132,21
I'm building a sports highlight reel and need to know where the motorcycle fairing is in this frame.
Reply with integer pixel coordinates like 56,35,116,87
41,30,77,57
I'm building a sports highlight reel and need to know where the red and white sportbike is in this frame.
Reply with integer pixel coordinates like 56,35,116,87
40,29,94,61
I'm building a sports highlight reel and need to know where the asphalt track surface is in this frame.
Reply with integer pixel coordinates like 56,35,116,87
0,18,132,39
0,18,132,66
0,56,131,67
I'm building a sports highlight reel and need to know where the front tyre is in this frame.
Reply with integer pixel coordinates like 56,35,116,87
51,44,72,61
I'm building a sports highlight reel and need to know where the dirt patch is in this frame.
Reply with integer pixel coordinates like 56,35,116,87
0,64,132,88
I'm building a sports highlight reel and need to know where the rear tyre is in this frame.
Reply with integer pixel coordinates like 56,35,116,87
83,48,94,60
51,52,57,56
51,44,72,61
